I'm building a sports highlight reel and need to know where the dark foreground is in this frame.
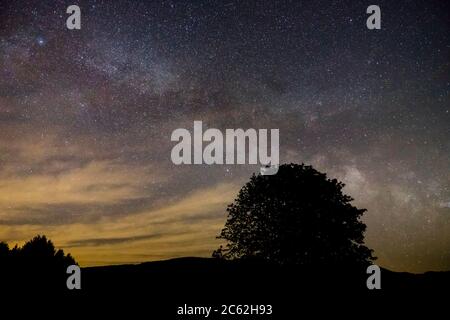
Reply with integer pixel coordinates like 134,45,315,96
2,257,449,317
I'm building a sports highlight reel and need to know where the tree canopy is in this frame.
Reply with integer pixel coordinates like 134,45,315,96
214,163,375,268
0,235,76,289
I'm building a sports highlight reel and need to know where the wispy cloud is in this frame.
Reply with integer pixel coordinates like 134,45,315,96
0,182,239,266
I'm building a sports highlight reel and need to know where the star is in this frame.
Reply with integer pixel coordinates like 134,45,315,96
36,36,46,46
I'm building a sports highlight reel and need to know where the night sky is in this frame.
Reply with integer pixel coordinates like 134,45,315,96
0,0,448,272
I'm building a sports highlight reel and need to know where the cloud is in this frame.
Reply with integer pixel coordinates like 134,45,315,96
65,233,173,247
0,148,167,226
0,160,154,207
0,182,239,266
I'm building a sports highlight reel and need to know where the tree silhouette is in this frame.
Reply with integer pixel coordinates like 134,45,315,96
0,235,76,289
213,163,375,268
18,235,76,268
0,241,9,259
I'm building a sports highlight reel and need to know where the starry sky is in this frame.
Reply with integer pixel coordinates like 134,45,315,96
0,0,448,272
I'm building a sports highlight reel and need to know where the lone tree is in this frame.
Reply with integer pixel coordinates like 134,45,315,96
213,163,375,268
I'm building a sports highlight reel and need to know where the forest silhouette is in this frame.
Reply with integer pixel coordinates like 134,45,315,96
0,235,76,290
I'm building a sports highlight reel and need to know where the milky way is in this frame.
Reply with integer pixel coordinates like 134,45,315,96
0,0,448,272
